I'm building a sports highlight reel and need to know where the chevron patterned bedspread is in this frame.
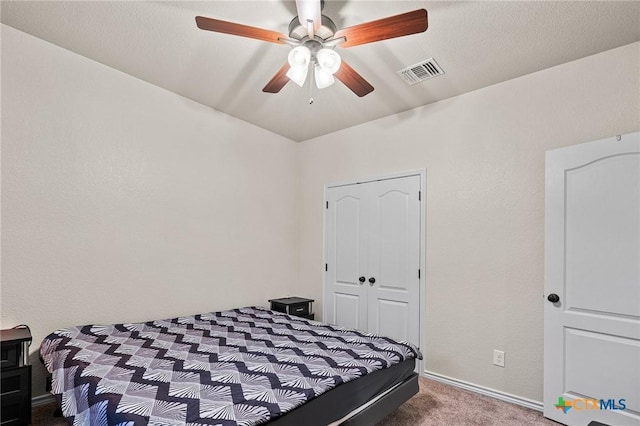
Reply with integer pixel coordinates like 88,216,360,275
40,306,420,426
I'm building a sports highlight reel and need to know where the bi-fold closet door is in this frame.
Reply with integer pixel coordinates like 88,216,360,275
324,174,421,348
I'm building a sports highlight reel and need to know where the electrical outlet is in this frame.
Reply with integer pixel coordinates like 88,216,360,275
493,350,505,367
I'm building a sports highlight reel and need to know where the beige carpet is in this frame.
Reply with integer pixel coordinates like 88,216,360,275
377,378,560,426
32,377,560,425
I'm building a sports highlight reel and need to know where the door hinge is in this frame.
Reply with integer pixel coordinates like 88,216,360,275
325,263,328,272
326,201,328,209
418,269,421,279
418,191,421,201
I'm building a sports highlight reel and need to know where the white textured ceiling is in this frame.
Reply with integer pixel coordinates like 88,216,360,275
2,1,639,141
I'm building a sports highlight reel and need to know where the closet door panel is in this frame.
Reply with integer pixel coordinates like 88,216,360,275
375,299,409,342
376,189,409,288
334,293,362,330
335,196,361,285
366,176,421,347
325,187,368,332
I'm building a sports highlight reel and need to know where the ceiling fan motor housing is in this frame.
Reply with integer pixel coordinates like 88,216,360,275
288,15,337,42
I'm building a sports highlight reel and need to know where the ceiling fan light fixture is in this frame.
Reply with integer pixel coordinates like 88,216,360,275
286,46,311,86
286,66,309,87
316,48,341,75
288,46,311,69
314,65,335,89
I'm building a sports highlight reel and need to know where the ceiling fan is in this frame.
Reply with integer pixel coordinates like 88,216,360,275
195,0,428,97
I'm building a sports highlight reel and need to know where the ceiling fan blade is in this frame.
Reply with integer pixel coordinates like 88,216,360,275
333,9,428,48
195,16,288,44
263,63,291,93
334,61,374,97
295,0,322,33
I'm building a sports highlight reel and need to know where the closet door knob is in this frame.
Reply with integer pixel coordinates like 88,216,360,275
369,277,376,285
358,276,366,284
547,293,560,303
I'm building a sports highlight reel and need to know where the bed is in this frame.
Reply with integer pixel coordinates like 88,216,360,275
40,306,421,425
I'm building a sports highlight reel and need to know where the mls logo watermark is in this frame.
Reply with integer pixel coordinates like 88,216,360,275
555,396,627,414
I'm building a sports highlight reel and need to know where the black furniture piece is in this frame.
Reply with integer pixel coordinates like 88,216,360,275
268,297,315,320
1,327,32,426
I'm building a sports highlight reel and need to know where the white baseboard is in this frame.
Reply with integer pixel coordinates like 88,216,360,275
423,370,544,412
32,393,56,407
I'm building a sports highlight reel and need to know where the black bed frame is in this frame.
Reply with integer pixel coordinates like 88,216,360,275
343,373,418,425
269,359,419,426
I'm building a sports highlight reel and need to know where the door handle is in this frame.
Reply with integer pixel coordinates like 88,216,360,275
358,276,366,284
547,293,560,303
369,277,376,285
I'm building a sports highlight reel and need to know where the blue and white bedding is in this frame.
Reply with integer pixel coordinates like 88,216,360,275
40,306,420,426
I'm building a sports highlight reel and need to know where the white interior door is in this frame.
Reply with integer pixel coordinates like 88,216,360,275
367,176,421,345
325,184,369,331
544,132,640,426
325,174,422,348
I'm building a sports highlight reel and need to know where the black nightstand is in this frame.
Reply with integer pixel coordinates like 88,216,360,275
269,297,315,320
1,327,32,426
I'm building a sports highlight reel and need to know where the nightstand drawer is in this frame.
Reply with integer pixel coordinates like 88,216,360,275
1,366,30,399
1,328,31,371
0,394,31,425
1,327,32,426
0,341,20,369
268,297,314,319
287,302,310,316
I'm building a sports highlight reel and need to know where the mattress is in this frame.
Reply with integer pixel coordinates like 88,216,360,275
40,306,420,425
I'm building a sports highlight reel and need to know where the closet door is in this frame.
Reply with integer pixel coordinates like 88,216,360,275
325,174,421,347
325,184,369,331
366,176,421,345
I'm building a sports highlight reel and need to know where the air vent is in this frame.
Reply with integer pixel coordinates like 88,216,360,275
397,58,444,85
